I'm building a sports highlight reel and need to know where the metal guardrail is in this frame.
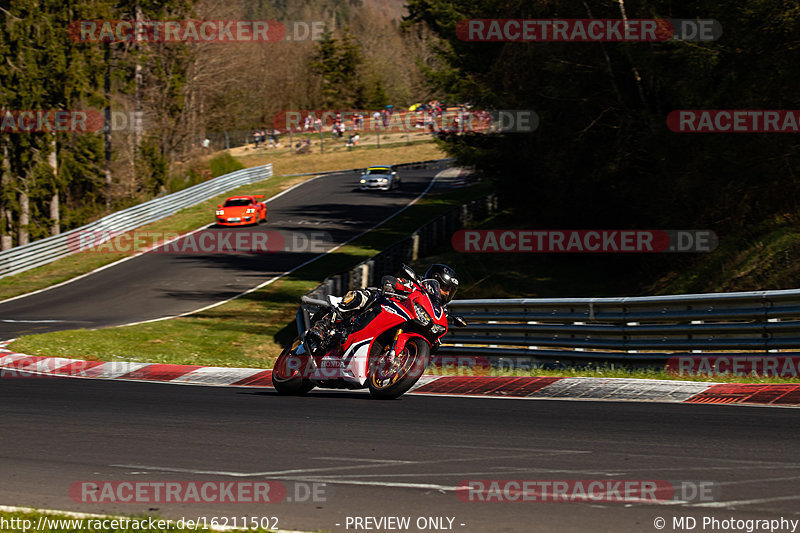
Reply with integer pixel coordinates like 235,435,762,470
306,193,498,300
0,164,272,278
0,158,453,280
293,171,800,367
438,290,800,367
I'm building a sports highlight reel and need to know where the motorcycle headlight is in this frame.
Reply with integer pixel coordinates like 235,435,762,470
215,210,224,216
414,302,431,326
245,208,256,214
360,179,366,183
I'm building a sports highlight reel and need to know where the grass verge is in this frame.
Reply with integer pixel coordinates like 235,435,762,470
235,137,445,177
9,181,491,368
13,179,800,384
0,173,307,302
429,364,800,384
648,215,800,294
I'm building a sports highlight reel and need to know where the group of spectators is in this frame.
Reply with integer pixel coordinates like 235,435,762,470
247,101,484,154
301,112,365,135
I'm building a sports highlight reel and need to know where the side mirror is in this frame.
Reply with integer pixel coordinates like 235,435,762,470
400,263,418,283
451,315,468,327
217,204,222,208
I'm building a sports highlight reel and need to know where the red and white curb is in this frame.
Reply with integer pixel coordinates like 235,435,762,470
3,344,800,407
411,375,800,406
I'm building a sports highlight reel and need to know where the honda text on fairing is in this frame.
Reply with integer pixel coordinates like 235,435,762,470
272,264,467,399
214,195,267,226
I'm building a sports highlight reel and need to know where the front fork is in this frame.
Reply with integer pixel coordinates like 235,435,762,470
387,328,405,358
384,329,428,367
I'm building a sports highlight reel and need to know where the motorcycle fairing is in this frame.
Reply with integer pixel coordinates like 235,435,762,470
308,338,372,385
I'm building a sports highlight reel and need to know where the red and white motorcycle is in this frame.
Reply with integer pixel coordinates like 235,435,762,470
272,265,466,399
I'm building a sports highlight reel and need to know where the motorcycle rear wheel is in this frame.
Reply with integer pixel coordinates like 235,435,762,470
368,337,430,400
272,338,315,395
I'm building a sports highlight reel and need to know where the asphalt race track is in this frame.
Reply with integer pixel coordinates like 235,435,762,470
1,378,800,532
3,164,800,533
0,168,438,340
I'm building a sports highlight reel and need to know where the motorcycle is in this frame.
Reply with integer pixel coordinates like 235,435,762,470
272,264,467,399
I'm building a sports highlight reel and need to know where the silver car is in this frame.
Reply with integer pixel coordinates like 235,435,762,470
359,165,401,191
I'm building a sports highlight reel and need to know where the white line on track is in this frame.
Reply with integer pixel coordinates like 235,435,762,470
690,494,800,508
310,457,416,464
618,464,800,474
110,462,426,477
0,319,72,323
274,468,605,480
434,444,592,454
115,168,442,328
112,453,622,478
0,172,322,308
286,478,464,493
716,475,800,486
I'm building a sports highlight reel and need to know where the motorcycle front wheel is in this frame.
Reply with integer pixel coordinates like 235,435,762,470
368,337,430,400
271,338,315,395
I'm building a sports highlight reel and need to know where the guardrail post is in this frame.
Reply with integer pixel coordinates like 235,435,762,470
360,263,369,289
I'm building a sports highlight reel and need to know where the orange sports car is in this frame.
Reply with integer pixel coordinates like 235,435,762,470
215,195,268,226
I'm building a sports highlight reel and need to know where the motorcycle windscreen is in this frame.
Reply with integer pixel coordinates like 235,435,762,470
308,338,372,386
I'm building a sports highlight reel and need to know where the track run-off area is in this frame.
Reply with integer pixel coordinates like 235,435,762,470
1,165,799,532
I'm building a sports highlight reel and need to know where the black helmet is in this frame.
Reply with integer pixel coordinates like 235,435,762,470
423,264,459,304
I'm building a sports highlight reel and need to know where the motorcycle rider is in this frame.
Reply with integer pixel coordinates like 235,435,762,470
304,264,459,355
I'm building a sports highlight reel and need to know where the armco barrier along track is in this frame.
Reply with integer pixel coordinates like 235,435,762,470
0,164,273,278
304,270,800,369
0,158,453,279
438,290,800,367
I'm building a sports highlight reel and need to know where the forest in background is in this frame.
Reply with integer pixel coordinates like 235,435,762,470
4,0,800,295
403,0,800,238
0,0,431,248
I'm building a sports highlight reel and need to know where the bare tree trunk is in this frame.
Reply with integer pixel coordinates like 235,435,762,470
18,187,28,246
48,135,60,235
104,42,113,209
50,192,59,235
134,3,143,155
2,213,11,250
583,1,626,109
0,143,11,250
617,0,649,112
